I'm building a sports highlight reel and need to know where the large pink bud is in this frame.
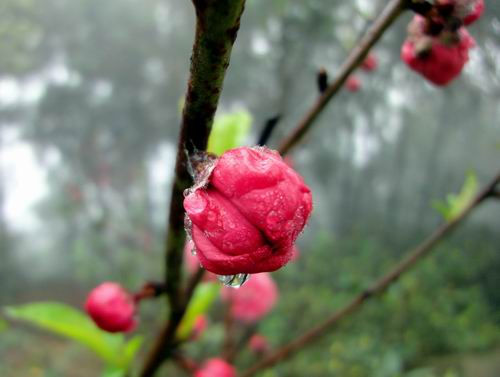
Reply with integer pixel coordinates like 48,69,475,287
85,282,137,333
221,272,278,323
194,358,236,377
184,240,217,281
184,146,312,275
401,25,475,86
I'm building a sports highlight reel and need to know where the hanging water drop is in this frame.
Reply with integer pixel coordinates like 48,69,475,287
218,273,250,288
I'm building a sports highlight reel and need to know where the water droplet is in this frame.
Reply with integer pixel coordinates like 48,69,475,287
218,273,250,288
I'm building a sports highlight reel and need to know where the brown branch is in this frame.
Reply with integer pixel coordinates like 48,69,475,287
278,0,408,155
139,1,246,376
241,170,500,377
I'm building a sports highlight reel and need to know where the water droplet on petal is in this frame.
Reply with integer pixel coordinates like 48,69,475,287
218,273,250,288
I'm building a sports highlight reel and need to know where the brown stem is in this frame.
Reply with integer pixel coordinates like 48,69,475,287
241,171,500,377
278,0,408,155
139,1,246,376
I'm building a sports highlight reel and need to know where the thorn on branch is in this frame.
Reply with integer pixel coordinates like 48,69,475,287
257,115,281,146
317,67,329,94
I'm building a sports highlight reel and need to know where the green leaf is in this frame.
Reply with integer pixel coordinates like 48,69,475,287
176,282,220,339
432,172,478,222
4,302,126,367
207,111,252,156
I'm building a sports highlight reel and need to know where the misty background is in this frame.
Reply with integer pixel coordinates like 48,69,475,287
0,0,499,376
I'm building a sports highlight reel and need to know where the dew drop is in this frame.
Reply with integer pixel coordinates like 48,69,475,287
218,273,250,288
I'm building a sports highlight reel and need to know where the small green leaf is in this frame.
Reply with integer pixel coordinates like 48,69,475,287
433,172,478,222
207,111,252,156
176,282,220,339
4,302,126,367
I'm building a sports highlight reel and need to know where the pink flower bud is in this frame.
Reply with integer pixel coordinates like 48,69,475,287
184,146,312,275
361,53,378,72
463,0,484,25
221,273,278,323
401,25,475,86
85,282,136,333
194,358,236,377
345,75,361,92
191,315,208,340
249,334,269,353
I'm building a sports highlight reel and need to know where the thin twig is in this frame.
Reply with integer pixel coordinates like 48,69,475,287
278,0,408,155
241,171,500,377
225,324,258,363
139,1,246,375
222,297,236,360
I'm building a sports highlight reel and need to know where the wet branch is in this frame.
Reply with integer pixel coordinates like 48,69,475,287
278,0,408,155
241,170,500,377
139,0,246,375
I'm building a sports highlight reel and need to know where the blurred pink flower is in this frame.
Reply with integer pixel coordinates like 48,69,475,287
222,273,278,323
194,358,236,377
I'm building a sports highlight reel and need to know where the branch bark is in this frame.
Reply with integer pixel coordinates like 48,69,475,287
278,0,408,155
139,1,246,375
241,170,500,377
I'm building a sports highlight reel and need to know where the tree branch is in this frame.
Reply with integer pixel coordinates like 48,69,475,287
241,170,500,377
139,1,246,375
278,0,408,155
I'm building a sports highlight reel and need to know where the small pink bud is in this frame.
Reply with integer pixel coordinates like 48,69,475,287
249,334,269,353
191,315,207,340
346,75,361,92
221,273,278,323
184,146,312,275
85,282,136,333
463,0,484,25
361,53,378,72
401,25,475,86
194,358,236,377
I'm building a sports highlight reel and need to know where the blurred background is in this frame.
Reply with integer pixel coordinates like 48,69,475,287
0,0,499,376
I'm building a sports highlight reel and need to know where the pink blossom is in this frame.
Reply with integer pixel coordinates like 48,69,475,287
184,147,312,275
463,0,484,25
194,358,236,377
85,282,136,333
401,26,475,86
222,273,278,323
